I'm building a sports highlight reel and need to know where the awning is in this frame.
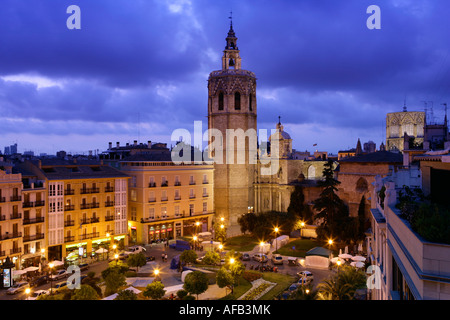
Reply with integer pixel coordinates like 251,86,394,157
305,247,331,258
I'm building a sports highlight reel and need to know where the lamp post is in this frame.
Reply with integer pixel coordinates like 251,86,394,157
274,227,279,253
193,235,198,251
114,254,119,266
299,221,305,238
25,287,31,300
336,259,342,274
153,268,161,282
48,263,54,294
259,241,265,270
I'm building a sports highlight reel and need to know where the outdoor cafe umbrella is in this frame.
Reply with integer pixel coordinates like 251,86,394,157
12,270,27,276
338,253,353,259
351,255,366,262
50,260,64,267
351,261,365,268
95,248,108,254
23,266,39,272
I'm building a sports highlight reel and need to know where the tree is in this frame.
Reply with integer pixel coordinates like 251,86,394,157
201,250,221,266
287,186,305,219
127,253,147,272
104,269,126,297
357,195,367,241
223,251,245,287
237,212,258,234
216,267,234,294
290,285,318,300
317,265,366,300
114,289,138,300
180,249,197,265
313,160,349,241
71,284,100,300
143,281,166,300
183,271,209,300
82,271,102,298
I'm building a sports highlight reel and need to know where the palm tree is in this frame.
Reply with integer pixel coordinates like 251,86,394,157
317,278,354,300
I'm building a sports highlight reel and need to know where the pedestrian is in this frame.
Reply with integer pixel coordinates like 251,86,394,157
165,253,168,262
162,252,165,261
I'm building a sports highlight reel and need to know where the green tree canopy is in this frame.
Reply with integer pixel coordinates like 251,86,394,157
71,284,100,300
183,271,209,300
180,249,198,265
216,267,234,292
127,252,147,271
104,269,127,297
114,289,138,300
143,281,166,300
201,250,221,266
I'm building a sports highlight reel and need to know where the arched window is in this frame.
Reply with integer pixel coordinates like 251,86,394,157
307,166,316,179
218,92,224,110
249,95,253,111
234,92,241,110
356,177,369,193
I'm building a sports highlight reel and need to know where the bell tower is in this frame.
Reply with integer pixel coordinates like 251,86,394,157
207,18,257,236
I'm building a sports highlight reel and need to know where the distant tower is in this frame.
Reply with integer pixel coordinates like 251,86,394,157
356,139,363,155
207,17,257,235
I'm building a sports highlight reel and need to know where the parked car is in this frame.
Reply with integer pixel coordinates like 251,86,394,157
78,263,89,271
109,252,128,262
50,269,68,281
6,281,30,295
240,253,250,261
297,270,314,284
26,289,49,300
271,254,283,265
125,245,146,255
30,275,49,288
53,281,67,293
252,253,268,262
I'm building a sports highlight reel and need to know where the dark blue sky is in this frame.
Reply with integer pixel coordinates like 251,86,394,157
1,0,449,155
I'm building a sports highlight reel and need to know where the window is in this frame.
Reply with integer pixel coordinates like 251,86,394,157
218,92,224,110
131,190,137,202
249,94,253,111
130,176,136,188
203,202,207,213
131,207,137,221
149,208,155,220
234,92,241,110
203,174,208,184
203,188,207,197
149,191,155,202
189,204,194,216
161,190,168,201
189,175,195,185
189,189,195,198
175,206,180,217
161,207,167,219
175,189,180,200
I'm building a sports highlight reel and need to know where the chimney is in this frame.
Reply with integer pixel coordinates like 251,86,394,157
116,142,120,148
108,142,112,149
148,141,152,148
126,143,129,147
134,140,138,146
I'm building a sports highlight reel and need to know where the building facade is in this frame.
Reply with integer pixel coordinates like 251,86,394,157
386,111,425,152
118,154,214,245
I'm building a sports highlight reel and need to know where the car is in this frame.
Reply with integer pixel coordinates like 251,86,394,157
271,254,283,265
30,275,49,287
297,270,314,284
125,245,146,255
78,263,89,271
252,253,268,262
50,269,68,281
146,255,155,261
6,281,30,295
52,281,67,293
109,252,128,262
26,289,49,300
240,253,250,261
195,256,204,264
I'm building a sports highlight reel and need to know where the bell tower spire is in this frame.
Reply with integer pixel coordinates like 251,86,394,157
222,12,242,70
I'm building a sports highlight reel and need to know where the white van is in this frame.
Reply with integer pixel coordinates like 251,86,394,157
125,245,146,255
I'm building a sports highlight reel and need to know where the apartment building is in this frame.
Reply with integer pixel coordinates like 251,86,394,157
118,153,214,245
22,159,129,262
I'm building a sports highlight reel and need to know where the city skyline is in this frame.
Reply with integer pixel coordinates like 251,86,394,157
1,0,450,155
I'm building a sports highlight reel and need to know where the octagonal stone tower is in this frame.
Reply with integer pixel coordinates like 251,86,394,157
207,21,257,236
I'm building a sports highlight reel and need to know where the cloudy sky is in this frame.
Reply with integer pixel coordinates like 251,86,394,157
1,0,449,155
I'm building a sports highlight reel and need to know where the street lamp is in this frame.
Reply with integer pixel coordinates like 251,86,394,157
259,241,265,270
193,235,198,250
153,268,161,282
274,227,279,253
299,221,305,238
114,254,119,266
336,259,342,274
25,288,31,300
48,263,54,294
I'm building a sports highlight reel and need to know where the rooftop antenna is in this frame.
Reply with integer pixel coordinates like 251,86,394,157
422,101,428,124
403,97,407,112
442,103,448,126
429,101,434,124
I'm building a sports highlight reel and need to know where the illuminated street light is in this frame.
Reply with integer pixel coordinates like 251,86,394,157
274,227,280,253
49,263,54,294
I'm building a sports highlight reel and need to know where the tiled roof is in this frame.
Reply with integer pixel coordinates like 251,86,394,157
339,151,403,163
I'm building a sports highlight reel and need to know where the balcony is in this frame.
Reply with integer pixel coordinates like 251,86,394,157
10,213,22,220
80,188,99,194
64,204,75,211
105,215,114,222
64,235,75,243
202,193,209,198
23,201,34,208
161,182,169,187
189,195,196,199
174,181,181,186
35,200,45,207
10,247,22,255
148,182,156,188
64,189,75,195
161,197,168,202
91,202,100,209
105,186,115,193
79,232,100,240
105,201,115,207
148,198,156,203
23,233,45,242
174,196,181,201
0,197,5,203
80,217,100,225
65,220,75,227
203,180,209,184
80,202,100,210
23,217,45,225
0,232,22,241
10,195,22,202
189,181,196,185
